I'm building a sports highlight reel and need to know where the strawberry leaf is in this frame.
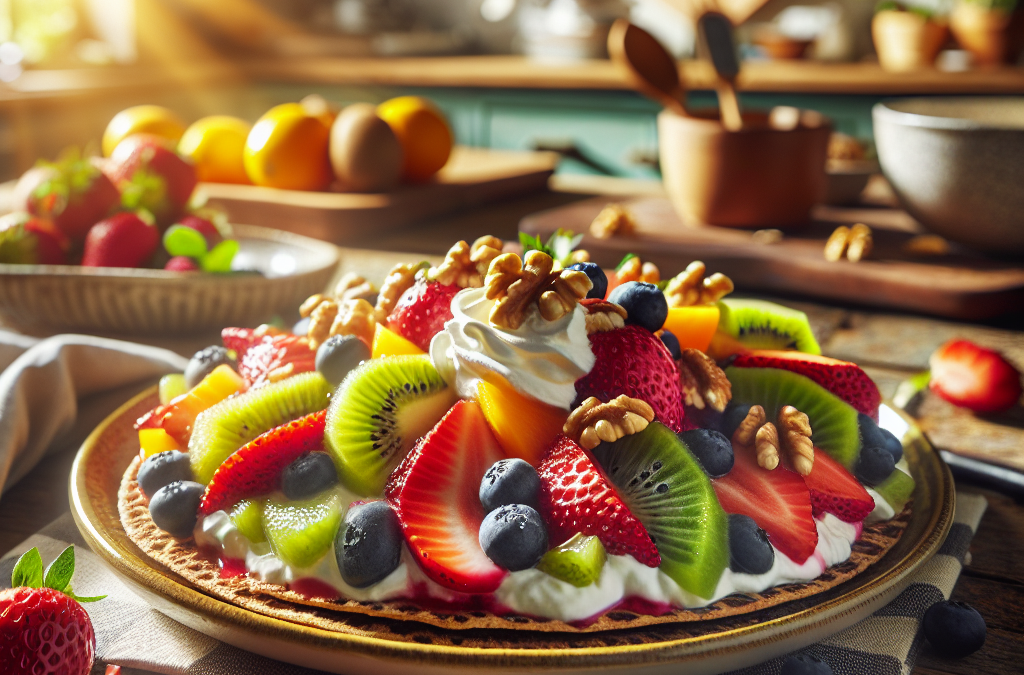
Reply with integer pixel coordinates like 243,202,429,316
11,547,43,588
202,239,239,273
43,545,75,593
63,587,106,603
164,225,208,259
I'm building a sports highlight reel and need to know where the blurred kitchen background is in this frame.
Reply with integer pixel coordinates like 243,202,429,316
0,0,1021,181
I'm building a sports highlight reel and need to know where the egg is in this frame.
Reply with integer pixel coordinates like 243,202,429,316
329,103,403,192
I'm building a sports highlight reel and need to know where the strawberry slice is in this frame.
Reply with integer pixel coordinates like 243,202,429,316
802,448,874,523
387,279,459,352
537,435,661,567
200,410,327,515
712,444,818,564
385,400,507,593
929,339,1022,414
222,327,316,388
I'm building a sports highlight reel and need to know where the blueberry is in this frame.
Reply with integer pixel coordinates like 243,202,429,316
184,345,235,389
858,413,903,464
138,451,193,498
568,262,607,300
727,514,774,575
281,452,338,501
149,480,204,538
335,501,403,588
720,403,752,440
923,600,986,659
678,429,734,478
855,444,896,487
293,316,311,336
316,334,371,387
660,330,682,360
607,281,668,333
479,459,541,512
779,653,833,675
479,504,548,571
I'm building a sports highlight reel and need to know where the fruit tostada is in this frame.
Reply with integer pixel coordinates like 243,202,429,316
119,235,915,632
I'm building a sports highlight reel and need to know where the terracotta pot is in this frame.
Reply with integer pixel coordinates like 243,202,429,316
950,3,1013,65
872,10,949,72
657,109,831,229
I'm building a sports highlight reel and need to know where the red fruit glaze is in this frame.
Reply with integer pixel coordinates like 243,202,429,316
802,448,874,523
81,212,159,268
0,586,96,675
575,325,684,432
712,444,818,564
930,339,1023,414
224,329,316,388
165,255,200,272
108,136,197,225
537,435,661,567
387,279,459,352
200,409,328,515
385,400,507,593
732,350,882,421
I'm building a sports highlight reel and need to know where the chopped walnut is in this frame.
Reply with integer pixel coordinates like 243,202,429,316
676,348,732,412
570,249,591,263
470,235,503,277
665,261,733,308
825,223,872,263
583,300,627,334
302,295,339,350
330,298,376,345
614,256,660,284
486,251,591,330
590,203,637,239
333,272,376,303
375,262,424,324
564,395,655,450
428,239,496,289
903,234,950,256
778,405,814,476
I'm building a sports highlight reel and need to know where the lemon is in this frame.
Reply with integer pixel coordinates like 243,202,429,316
244,103,333,191
178,115,252,184
103,105,186,157
377,96,452,182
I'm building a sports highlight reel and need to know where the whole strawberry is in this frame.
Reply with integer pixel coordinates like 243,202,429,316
0,213,68,265
107,135,197,226
177,214,222,249
0,546,104,675
574,324,684,431
81,212,159,268
387,279,460,352
930,339,1022,414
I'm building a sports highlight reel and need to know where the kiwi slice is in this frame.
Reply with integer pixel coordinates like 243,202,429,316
874,468,915,514
230,499,266,544
325,355,457,497
718,298,821,355
726,366,861,470
189,372,332,484
537,534,607,587
592,422,729,600
262,489,344,568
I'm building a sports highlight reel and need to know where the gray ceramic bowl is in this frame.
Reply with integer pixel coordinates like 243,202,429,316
873,98,1024,256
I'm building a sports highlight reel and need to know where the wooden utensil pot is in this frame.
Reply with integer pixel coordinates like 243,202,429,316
658,110,830,229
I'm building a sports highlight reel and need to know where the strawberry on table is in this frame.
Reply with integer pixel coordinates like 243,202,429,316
81,212,159,268
386,278,459,352
929,339,1022,414
537,435,661,567
0,212,68,265
106,135,197,226
0,546,104,675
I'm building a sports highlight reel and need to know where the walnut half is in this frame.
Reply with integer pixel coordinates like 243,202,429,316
677,348,732,412
731,404,814,475
564,395,655,450
485,250,591,330
664,260,733,307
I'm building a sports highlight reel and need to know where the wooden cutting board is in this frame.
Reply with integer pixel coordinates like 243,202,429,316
199,146,557,244
520,196,1024,320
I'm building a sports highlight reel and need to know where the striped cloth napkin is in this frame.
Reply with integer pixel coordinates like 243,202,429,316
0,494,986,675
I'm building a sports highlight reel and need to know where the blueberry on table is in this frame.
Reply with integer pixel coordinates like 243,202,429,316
479,504,548,571
281,452,338,501
923,600,986,659
185,345,235,389
679,429,734,478
149,481,204,538
855,445,896,487
607,281,668,333
335,501,403,588
479,458,541,511
316,334,371,386
858,412,903,463
138,450,193,498
780,653,833,675
727,514,774,575
659,330,682,360
568,262,607,300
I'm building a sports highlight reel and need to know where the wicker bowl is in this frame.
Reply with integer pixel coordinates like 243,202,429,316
0,224,339,335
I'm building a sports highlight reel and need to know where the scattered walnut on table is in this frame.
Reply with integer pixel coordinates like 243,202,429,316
825,223,873,262
564,395,655,450
590,203,637,239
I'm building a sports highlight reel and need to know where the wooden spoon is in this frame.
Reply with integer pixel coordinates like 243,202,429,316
607,18,688,117
698,11,743,132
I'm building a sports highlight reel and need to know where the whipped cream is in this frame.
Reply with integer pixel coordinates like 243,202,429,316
429,287,595,409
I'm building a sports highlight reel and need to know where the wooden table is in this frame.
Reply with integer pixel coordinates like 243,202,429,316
0,182,1021,675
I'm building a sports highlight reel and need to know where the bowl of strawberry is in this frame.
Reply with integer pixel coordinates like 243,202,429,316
0,143,339,335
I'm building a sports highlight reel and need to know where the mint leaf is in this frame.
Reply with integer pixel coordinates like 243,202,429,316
519,232,548,257
11,548,43,589
164,225,208,259
202,239,239,273
616,253,638,271
43,546,75,593
546,229,584,265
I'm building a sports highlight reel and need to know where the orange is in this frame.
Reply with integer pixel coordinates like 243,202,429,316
103,105,186,157
243,103,333,191
178,115,252,184
372,324,425,359
138,428,181,459
377,96,452,182
662,305,721,353
477,376,567,465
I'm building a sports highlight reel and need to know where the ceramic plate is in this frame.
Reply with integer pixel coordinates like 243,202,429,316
0,225,339,335
71,393,953,675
